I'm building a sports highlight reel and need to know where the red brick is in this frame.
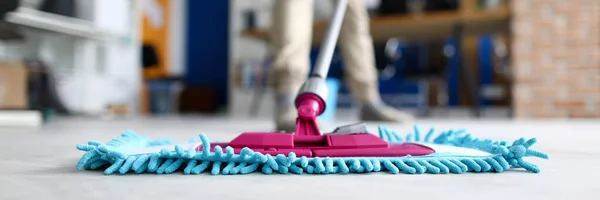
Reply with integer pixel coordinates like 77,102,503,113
530,110,568,118
513,109,529,118
549,76,579,86
515,99,550,109
569,87,600,95
573,12,596,23
553,51,578,59
569,111,600,118
514,75,541,84
512,61,532,75
512,21,533,37
511,0,531,16
530,64,557,73
512,43,532,57
571,65,600,71
513,85,533,100
532,87,560,97
555,100,586,110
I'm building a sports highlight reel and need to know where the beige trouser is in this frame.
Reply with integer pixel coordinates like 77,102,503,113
268,0,380,104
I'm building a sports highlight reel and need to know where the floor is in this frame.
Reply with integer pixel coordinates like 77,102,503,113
1,117,599,199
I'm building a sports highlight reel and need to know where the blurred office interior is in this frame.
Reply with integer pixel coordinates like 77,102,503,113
0,0,598,127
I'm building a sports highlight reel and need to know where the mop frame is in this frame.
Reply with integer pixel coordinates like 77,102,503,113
75,125,549,175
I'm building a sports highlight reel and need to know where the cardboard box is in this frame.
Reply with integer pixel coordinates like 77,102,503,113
0,62,28,109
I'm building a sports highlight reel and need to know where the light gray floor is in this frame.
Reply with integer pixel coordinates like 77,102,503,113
1,117,599,200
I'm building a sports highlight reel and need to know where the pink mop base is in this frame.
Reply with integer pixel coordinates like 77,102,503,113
195,93,435,158
195,132,435,157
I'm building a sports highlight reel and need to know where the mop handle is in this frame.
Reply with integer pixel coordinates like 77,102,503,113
293,0,348,136
310,0,348,79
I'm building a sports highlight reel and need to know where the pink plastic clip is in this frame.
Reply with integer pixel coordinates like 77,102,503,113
295,93,326,136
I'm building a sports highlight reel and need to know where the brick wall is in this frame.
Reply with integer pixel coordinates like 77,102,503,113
511,0,600,118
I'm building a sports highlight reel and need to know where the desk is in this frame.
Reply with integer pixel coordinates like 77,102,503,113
241,8,510,44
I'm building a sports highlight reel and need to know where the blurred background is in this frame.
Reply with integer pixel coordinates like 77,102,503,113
0,0,598,127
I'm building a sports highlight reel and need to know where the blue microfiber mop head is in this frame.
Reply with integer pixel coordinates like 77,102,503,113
75,125,549,175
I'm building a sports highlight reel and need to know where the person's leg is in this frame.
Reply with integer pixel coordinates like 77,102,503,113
269,0,314,131
338,0,413,122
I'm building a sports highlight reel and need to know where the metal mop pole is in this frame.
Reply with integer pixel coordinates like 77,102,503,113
311,0,348,79
294,0,348,135
295,0,348,105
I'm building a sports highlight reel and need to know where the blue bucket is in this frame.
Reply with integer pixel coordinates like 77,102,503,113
148,80,180,115
318,78,340,122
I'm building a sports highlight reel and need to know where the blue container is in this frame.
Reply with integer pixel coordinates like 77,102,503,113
148,80,179,115
318,78,341,122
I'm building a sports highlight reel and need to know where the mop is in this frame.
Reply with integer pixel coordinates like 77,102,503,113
75,0,548,175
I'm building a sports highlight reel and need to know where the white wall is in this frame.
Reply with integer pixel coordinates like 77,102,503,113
167,0,187,76
9,0,142,115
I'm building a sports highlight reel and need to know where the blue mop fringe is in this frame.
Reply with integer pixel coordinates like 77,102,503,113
75,125,549,175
